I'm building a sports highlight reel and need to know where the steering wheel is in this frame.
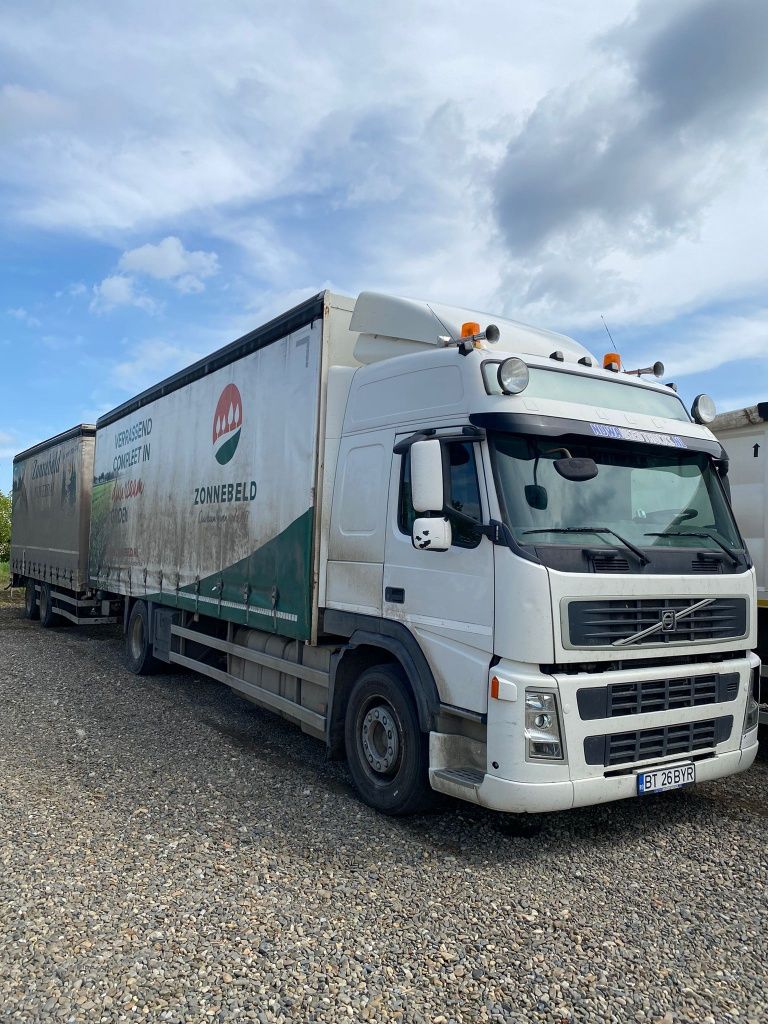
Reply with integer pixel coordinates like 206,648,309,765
634,507,698,523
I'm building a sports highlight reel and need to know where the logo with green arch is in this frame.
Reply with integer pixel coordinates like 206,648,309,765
212,383,243,465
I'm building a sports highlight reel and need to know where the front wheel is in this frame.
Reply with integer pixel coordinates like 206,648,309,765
39,583,59,628
125,600,161,675
344,663,432,816
24,579,40,621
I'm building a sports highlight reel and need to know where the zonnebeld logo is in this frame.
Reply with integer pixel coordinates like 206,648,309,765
212,383,243,465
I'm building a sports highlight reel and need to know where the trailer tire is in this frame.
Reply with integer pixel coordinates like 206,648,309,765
24,579,40,621
39,583,59,628
344,663,432,816
126,600,161,676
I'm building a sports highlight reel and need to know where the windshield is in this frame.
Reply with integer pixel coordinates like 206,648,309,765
489,432,742,553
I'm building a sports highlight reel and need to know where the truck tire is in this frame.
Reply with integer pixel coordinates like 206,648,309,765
125,600,161,675
344,663,432,816
39,583,59,628
24,579,40,621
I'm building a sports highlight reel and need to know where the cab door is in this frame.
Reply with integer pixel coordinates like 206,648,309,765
383,435,495,714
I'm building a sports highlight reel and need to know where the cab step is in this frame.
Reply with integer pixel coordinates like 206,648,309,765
432,767,484,790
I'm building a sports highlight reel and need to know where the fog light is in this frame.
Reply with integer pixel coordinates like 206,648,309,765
497,357,529,395
691,393,716,424
525,691,564,760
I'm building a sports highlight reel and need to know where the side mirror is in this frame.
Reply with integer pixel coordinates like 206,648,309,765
411,439,445,512
412,516,452,552
553,457,598,481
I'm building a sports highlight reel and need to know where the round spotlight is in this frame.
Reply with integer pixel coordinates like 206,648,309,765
691,394,716,424
497,357,529,395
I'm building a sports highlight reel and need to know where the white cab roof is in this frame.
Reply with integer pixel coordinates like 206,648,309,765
350,291,595,364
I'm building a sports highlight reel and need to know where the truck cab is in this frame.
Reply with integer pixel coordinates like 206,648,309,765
323,293,760,813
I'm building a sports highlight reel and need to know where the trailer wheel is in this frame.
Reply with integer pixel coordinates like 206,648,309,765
39,583,59,628
126,600,161,675
24,579,40,621
344,663,432,816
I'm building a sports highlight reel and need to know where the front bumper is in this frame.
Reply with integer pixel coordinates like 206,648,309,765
429,652,760,813
465,743,758,814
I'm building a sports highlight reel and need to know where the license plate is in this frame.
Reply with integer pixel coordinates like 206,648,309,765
636,762,695,795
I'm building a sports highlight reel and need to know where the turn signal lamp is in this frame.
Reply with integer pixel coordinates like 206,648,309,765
490,676,500,700
603,351,621,372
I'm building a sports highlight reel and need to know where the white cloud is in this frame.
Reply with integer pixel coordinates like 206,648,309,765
0,83,71,140
118,236,219,292
89,275,158,314
0,0,767,382
627,309,768,380
54,281,87,298
111,338,205,393
491,0,768,328
0,0,632,239
6,307,41,327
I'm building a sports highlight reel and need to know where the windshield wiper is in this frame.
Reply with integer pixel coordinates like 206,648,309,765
521,526,650,565
643,530,741,566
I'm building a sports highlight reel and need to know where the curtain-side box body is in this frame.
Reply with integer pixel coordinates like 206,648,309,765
711,403,768,671
11,425,96,592
89,292,357,641
711,404,768,603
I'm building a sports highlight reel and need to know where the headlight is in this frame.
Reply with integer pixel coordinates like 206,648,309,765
497,357,530,395
525,690,564,760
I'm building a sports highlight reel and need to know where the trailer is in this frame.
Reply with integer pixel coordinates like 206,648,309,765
711,402,768,723
10,424,119,626
11,290,761,815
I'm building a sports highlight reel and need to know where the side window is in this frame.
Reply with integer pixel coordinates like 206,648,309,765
398,441,483,549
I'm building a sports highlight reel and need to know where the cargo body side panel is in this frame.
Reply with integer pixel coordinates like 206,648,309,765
90,320,324,640
11,427,95,592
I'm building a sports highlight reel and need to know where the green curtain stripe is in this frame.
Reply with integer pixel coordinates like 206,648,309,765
144,507,315,640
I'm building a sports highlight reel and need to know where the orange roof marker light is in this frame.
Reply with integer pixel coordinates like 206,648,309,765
603,351,621,372
451,321,501,356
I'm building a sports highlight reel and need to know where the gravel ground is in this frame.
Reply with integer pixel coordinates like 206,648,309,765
0,603,766,1024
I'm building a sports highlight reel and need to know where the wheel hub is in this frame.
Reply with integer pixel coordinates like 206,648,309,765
361,703,399,775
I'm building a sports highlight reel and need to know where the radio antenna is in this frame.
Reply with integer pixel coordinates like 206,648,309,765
600,314,615,346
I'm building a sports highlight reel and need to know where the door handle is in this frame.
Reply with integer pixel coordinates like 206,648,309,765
385,587,405,604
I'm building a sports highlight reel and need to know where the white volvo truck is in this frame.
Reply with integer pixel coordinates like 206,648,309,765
11,291,760,815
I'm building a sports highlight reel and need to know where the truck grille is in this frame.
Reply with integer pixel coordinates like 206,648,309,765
567,597,747,648
577,672,739,720
584,716,733,767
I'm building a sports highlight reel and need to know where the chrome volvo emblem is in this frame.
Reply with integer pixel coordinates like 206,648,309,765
612,598,716,646
660,609,677,632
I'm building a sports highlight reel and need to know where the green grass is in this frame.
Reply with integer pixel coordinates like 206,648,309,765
0,561,22,606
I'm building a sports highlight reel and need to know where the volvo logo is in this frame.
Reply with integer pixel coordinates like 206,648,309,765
612,598,716,646
660,609,677,632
